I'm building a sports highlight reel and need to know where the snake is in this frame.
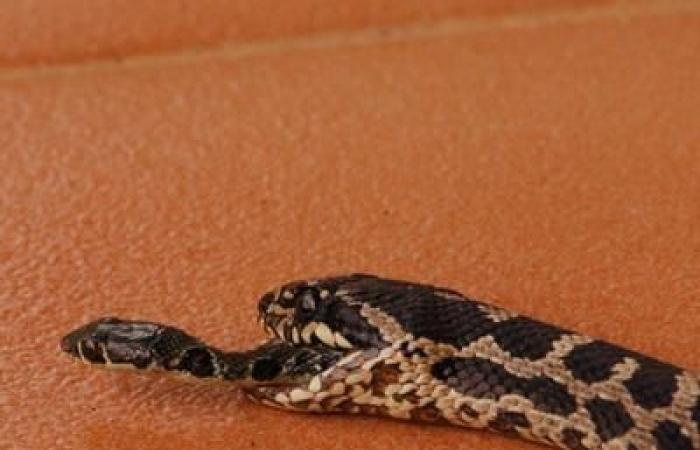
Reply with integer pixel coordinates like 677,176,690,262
61,273,699,449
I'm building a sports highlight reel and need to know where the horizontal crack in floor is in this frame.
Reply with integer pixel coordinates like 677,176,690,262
0,0,698,81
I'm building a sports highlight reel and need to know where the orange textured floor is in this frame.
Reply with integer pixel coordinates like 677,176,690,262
2,2,699,450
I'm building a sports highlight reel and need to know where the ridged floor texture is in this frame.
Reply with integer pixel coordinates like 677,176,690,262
1,1,699,449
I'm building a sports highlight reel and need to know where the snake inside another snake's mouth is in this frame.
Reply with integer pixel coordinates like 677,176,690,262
61,273,700,450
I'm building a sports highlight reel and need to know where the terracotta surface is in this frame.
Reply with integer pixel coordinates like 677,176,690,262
2,2,700,450
0,0,618,67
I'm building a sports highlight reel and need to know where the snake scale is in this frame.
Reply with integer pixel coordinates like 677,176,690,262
62,274,699,449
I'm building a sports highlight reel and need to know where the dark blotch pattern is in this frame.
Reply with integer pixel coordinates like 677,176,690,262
560,428,587,450
692,396,700,429
151,327,202,362
431,357,576,416
324,299,385,348
335,275,568,359
623,357,681,409
652,420,693,450
527,377,578,416
585,397,634,442
249,341,342,379
489,411,530,434
310,275,698,446
489,317,566,360
564,341,629,383
338,275,500,347
177,347,215,377
251,357,282,381
564,340,684,410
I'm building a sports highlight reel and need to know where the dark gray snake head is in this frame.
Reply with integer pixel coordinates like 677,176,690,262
61,317,222,375
258,273,387,350
61,317,163,367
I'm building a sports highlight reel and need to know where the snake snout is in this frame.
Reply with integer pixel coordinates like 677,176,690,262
60,319,109,364
258,292,275,317
60,317,165,368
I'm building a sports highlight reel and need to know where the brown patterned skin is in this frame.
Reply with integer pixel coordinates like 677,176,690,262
61,274,699,450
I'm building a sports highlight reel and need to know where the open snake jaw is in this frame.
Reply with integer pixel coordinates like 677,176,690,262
250,274,699,449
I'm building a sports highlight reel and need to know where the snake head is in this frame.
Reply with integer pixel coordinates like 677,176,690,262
61,317,157,367
258,274,385,350
60,317,219,377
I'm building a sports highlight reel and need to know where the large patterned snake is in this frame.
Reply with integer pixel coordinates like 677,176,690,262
61,274,699,449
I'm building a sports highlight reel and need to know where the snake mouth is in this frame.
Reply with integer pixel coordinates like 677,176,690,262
260,313,302,344
260,313,354,350
256,278,390,352
258,286,356,351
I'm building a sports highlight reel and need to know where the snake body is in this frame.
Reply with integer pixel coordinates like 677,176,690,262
62,274,699,449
